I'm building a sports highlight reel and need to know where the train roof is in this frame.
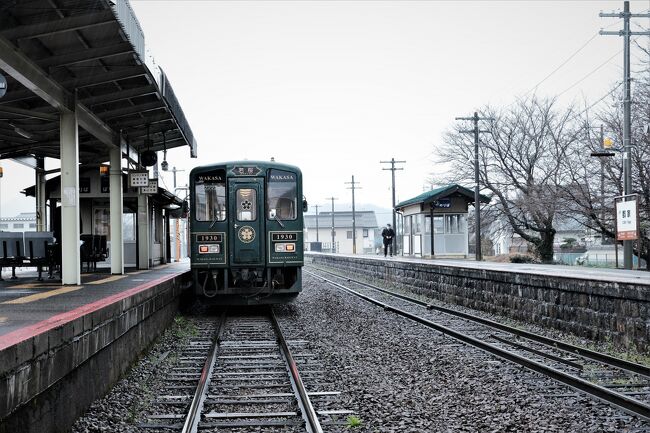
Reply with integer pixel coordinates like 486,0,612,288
190,160,302,175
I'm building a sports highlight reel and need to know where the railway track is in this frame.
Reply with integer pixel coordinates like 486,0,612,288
305,266,650,422
140,309,352,432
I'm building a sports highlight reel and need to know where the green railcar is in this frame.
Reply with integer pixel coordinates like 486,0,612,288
189,160,305,304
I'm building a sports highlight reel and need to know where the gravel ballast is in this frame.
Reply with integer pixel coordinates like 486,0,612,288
71,273,650,432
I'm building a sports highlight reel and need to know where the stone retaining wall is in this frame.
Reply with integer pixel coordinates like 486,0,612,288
309,254,650,352
0,272,191,433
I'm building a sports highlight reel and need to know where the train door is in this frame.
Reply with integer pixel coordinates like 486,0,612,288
228,178,265,265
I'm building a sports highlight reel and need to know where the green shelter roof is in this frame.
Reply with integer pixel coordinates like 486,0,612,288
395,184,490,210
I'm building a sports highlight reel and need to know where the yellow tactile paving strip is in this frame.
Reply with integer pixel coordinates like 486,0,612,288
2,286,83,305
88,275,127,285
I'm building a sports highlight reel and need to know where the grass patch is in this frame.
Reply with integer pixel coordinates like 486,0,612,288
346,415,362,428
171,316,198,341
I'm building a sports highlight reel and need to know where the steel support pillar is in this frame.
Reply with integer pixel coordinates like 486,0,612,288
35,157,47,231
60,110,81,285
109,146,124,274
137,193,150,270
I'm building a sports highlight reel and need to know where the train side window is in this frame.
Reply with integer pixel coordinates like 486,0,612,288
195,183,226,221
237,188,257,221
267,169,297,220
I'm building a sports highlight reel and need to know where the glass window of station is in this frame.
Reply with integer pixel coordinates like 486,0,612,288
195,170,227,222
267,169,297,220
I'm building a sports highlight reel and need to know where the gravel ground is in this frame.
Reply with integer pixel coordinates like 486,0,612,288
275,272,650,433
71,273,650,433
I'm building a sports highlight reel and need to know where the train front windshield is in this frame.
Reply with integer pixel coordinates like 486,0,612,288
195,172,227,222
267,169,297,220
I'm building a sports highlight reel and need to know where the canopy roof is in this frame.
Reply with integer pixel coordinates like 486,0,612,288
0,0,197,163
396,184,490,210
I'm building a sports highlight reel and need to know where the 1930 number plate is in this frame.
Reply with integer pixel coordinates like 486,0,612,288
197,234,223,242
272,233,297,241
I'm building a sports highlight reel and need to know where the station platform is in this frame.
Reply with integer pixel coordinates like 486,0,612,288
308,252,650,353
0,262,191,433
310,252,650,285
0,261,190,339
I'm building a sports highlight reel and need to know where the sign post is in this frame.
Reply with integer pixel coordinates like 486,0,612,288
615,194,639,268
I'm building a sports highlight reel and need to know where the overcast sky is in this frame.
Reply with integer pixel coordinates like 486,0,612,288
4,1,650,223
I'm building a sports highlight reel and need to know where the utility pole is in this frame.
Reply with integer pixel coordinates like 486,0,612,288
456,112,493,261
600,2,650,269
326,197,338,253
381,158,405,255
171,166,186,189
314,204,320,242
345,176,361,254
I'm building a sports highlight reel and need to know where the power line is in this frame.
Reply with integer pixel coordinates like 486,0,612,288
556,48,624,98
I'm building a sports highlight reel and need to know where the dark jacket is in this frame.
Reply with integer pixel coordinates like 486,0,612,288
381,227,395,245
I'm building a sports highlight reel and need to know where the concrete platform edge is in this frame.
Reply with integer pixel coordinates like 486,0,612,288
0,270,191,433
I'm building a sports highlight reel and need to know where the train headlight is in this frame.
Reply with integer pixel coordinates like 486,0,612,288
274,243,295,253
199,244,220,254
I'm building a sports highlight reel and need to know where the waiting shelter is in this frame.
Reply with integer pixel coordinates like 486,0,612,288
395,184,490,258
22,166,185,269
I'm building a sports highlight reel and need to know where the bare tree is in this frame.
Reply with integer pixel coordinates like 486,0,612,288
436,97,580,262
560,64,650,268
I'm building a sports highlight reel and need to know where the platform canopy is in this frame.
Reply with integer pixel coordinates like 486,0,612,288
0,0,197,163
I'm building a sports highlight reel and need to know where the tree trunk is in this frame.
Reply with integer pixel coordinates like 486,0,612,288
534,231,556,263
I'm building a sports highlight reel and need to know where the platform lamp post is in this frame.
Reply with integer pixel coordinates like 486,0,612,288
591,126,619,266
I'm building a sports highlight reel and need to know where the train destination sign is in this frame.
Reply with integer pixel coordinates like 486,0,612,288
230,166,261,176
0,74,6,98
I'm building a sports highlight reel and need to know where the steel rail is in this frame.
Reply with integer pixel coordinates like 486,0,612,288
181,312,227,433
306,270,650,421
270,308,323,433
308,266,650,378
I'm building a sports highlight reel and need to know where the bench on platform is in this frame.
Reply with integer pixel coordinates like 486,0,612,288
80,234,108,272
0,232,55,281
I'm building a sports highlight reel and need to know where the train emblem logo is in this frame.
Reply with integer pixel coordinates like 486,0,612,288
238,226,255,243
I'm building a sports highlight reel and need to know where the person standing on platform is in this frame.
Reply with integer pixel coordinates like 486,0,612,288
381,223,395,257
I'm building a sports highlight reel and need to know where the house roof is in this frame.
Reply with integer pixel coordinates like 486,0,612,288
395,184,490,210
305,211,378,229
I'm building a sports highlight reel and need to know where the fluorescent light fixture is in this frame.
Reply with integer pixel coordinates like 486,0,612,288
13,126,33,139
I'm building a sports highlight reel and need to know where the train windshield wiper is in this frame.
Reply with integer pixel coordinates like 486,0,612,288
273,214,285,228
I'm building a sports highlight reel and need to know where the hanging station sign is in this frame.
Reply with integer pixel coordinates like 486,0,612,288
615,194,639,241
140,178,158,194
129,170,150,187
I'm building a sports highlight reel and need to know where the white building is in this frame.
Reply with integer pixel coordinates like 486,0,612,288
305,211,378,254
0,213,37,232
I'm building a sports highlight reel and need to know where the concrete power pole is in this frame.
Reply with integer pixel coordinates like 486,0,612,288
456,112,492,261
380,158,405,255
314,204,320,242
345,176,361,254
600,1,650,269
326,197,338,253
